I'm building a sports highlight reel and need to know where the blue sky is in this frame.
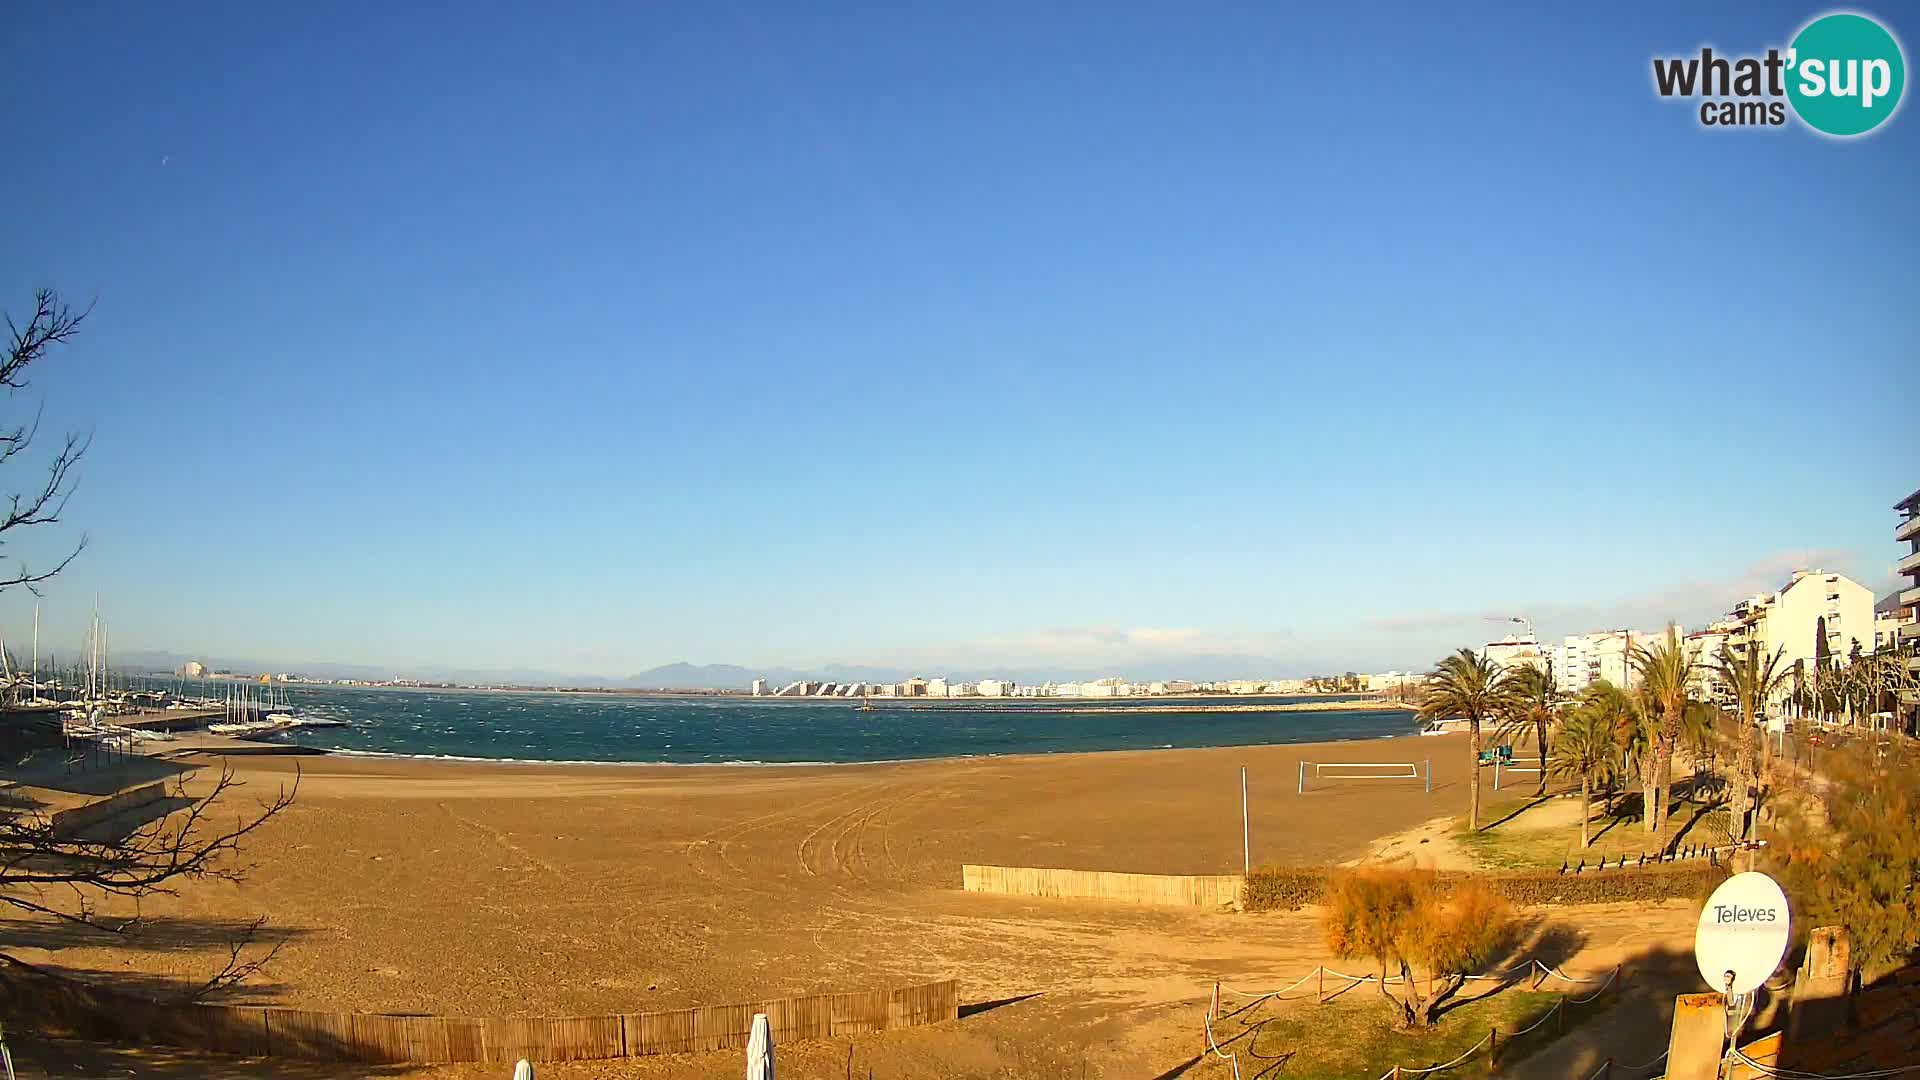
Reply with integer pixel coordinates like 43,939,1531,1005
2,2,1914,678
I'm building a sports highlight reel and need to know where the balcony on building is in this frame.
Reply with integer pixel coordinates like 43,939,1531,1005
1898,547,1920,576
1898,487,1920,541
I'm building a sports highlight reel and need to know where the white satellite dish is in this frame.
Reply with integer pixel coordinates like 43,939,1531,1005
1695,871,1790,995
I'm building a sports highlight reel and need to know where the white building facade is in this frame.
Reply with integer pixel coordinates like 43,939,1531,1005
1722,570,1876,713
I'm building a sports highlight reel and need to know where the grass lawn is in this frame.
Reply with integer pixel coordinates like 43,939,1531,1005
1457,773,1737,872
1203,985,1606,1079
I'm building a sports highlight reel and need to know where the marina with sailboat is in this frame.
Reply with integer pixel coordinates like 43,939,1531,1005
1,602,351,754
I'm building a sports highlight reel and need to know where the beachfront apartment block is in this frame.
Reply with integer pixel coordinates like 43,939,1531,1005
1896,486,1920,731
1484,635,1547,675
1720,569,1876,715
1547,625,1685,695
1685,627,1733,704
1364,671,1420,693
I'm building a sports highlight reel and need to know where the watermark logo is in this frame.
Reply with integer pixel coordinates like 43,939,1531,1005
1652,10,1905,137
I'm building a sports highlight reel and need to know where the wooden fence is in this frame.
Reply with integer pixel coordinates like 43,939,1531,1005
0,959,956,1064
962,863,1244,909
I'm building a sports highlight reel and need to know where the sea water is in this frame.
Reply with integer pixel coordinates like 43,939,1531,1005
254,687,1418,764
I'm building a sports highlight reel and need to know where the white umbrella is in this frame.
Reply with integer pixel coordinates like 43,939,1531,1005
512,1060,533,1080
746,1012,774,1080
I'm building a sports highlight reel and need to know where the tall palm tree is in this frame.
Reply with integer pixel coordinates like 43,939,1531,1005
1549,700,1617,849
1582,679,1638,816
1716,643,1791,859
1417,648,1513,831
1498,661,1560,796
1682,701,1719,789
1631,628,1696,837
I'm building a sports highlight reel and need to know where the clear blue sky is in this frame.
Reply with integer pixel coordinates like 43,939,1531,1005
2,2,1914,678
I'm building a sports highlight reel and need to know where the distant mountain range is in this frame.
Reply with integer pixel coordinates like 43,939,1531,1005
93,650,1365,690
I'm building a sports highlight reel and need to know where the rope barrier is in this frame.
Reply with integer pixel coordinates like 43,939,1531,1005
1395,1030,1495,1074
1566,967,1620,1004
1209,957,1625,1079
1203,982,1244,1080
1217,967,1324,999
1227,958,1610,997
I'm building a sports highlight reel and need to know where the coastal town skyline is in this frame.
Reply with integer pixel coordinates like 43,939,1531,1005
32,553,1905,691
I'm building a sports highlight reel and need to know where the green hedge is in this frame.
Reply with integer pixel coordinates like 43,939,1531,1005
1241,862,1728,912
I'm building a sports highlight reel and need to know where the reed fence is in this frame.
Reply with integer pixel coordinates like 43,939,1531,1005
961,864,1244,909
0,959,955,1064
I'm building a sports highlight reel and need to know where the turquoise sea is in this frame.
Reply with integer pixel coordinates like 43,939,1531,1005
245,686,1419,764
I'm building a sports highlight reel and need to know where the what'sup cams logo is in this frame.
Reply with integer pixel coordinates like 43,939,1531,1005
1653,11,1905,136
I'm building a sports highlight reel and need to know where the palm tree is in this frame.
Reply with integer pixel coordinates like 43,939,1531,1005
1682,701,1719,791
1716,643,1791,859
1631,628,1696,838
1549,701,1616,848
1582,679,1638,816
1498,661,1560,796
1417,648,1513,831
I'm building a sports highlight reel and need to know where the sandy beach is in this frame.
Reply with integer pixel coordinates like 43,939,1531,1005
4,734,1699,1078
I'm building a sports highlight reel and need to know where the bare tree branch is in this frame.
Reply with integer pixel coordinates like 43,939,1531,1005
188,914,287,1003
0,290,92,594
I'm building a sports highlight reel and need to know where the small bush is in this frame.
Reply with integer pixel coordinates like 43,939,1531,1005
1322,866,1513,1028
1243,862,1726,912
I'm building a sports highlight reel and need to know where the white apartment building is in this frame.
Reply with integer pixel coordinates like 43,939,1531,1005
1875,610,1906,653
1895,487,1920,732
926,678,949,698
1685,627,1732,704
1549,625,1683,694
1722,569,1876,713
750,678,766,696
1365,671,1420,694
1485,636,1548,675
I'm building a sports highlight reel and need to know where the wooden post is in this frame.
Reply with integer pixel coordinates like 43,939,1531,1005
1241,766,1250,874
1557,995,1565,1033
1489,1026,1498,1063
1603,1058,1613,1080
1316,966,1324,1004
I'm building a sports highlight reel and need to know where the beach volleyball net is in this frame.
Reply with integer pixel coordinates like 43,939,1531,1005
1298,759,1431,793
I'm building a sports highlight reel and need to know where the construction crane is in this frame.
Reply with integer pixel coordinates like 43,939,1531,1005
1486,614,1536,642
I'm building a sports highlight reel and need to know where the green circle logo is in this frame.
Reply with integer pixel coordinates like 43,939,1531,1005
1786,12,1906,136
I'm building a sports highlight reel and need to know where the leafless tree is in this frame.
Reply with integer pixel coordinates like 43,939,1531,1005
0,766,300,999
1,291,299,1001
2,289,93,593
